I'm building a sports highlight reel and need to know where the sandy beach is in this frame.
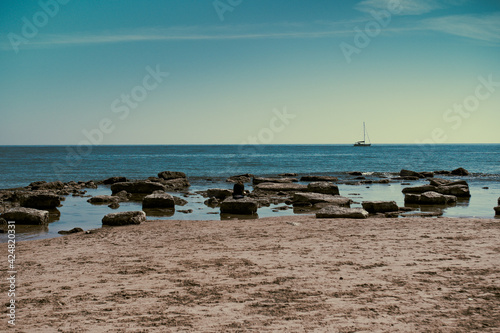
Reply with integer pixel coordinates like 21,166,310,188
2,215,499,332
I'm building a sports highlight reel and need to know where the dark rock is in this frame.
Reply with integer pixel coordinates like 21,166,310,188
2,207,49,225
494,206,500,216
279,173,298,177
226,174,253,183
162,178,190,190
293,193,351,207
102,177,128,185
362,201,399,213
354,176,366,180
300,175,338,182
204,197,220,208
437,184,470,197
31,181,65,191
402,185,438,194
111,181,166,194
254,183,308,192
157,171,186,180
404,193,421,204
434,170,451,175
207,188,233,200
102,211,146,226
58,227,84,235
177,209,193,214
498,197,500,205
316,206,369,219
142,193,175,209
108,202,120,209
348,171,363,176
173,196,188,206
375,179,390,184
87,195,119,204
307,182,339,195
400,169,424,178
450,167,469,176
420,172,434,178
20,193,61,209
429,178,452,186
419,191,456,205
253,177,298,185
220,197,258,215
112,190,131,200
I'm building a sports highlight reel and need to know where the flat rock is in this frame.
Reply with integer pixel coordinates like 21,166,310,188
293,193,351,207
220,197,258,215
2,207,49,225
20,193,61,209
157,171,186,180
400,169,424,178
102,211,146,226
102,176,128,185
316,206,369,219
30,181,65,190
87,195,119,204
405,191,457,205
142,193,175,208
255,183,308,192
300,175,338,182
437,184,470,197
207,188,233,200
362,201,399,213
226,174,253,183
111,181,166,194
307,182,339,195
253,177,298,185
402,185,438,194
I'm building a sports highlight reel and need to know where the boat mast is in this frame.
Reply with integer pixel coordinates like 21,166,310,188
363,122,365,142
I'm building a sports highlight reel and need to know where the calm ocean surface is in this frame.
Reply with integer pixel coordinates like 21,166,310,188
1,144,499,241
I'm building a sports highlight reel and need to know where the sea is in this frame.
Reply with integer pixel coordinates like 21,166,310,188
1,144,499,242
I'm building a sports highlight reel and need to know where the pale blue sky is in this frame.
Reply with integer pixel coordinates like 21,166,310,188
0,0,499,144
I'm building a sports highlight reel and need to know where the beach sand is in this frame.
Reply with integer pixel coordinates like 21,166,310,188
3,215,499,332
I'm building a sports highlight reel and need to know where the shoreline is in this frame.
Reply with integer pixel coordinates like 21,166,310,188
3,215,499,331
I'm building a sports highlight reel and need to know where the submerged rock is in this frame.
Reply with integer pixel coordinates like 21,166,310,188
2,207,49,225
361,201,399,213
220,197,258,215
316,206,369,219
102,211,146,226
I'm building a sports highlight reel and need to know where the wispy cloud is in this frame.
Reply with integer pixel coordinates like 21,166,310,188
421,13,500,44
356,0,443,15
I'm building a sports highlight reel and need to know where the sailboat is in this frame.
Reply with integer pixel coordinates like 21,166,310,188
354,122,371,147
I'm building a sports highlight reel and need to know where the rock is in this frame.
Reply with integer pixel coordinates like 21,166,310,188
2,207,49,225
307,182,339,195
113,190,131,200
254,183,308,192
162,178,190,190
316,206,369,219
429,178,452,186
87,195,119,204
102,176,128,185
108,202,120,209
450,167,469,176
498,197,500,205
177,209,193,214
437,184,470,197
19,193,61,209
402,185,438,194
434,170,451,175
253,177,298,185
300,175,338,182
220,197,258,215
102,211,146,226
226,174,253,183
279,173,298,177
293,193,352,207
348,171,363,176
31,181,65,191
111,181,166,194
405,191,457,205
142,193,175,209
361,201,399,213
58,227,84,235
204,197,220,208
207,188,233,200
404,193,421,204
157,171,186,180
420,172,434,178
494,206,500,216
354,176,366,180
375,179,390,184
400,169,424,178
173,196,188,206
396,176,420,181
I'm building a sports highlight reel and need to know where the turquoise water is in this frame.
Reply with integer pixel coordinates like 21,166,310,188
0,144,498,241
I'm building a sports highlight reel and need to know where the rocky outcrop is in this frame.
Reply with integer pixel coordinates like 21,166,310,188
400,169,424,178
207,188,233,200
254,183,308,192
2,207,49,225
111,181,166,194
30,181,65,191
404,191,457,205
293,193,351,207
102,176,128,185
142,193,175,209
316,206,369,219
361,201,399,213
102,211,146,226
450,167,469,176
307,182,339,195
226,174,253,183
220,197,258,215
157,171,186,180
253,177,298,185
402,181,470,198
19,193,61,209
87,195,119,204
300,175,338,182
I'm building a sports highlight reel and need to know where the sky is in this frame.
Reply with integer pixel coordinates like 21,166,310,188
0,0,499,145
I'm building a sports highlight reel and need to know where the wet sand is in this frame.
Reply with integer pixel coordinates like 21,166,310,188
3,215,500,332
